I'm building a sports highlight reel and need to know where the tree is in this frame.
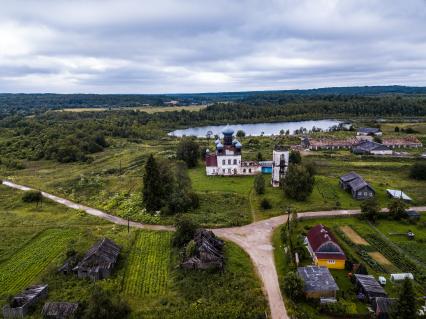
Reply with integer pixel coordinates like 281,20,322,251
283,272,304,301
394,126,400,132
394,278,417,319
254,174,265,195
142,154,163,213
173,216,199,247
289,151,302,164
256,152,264,161
282,164,315,201
360,197,380,222
388,199,407,220
176,138,199,168
81,286,130,319
410,162,426,180
260,198,272,209
22,190,42,203
236,130,246,138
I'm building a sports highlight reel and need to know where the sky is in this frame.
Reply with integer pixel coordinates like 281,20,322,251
1,0,426,94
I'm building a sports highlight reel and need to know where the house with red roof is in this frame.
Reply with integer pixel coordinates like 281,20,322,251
305,224,346,269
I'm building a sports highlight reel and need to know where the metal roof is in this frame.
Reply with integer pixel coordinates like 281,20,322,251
297,266,339,292
386,189,412,201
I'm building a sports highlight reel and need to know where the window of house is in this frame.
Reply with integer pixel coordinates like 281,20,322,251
328,260,336,264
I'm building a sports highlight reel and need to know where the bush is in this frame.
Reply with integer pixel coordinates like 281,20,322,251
260,198,272,209
80,286,130,319
410,162,426,180
388,199,407,220
283,272,304,301
360,197,380,222
320,301,357,316
289,151,302,164
173,217,199,247
254,175,265,195
22,191,42,203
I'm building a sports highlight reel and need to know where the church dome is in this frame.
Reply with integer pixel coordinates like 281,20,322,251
232,139,238,145
214,139,221,144
222,125,234,135
235,142,242,148
216,142,224,149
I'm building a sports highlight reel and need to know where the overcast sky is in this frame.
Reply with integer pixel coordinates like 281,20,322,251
1,0,426,93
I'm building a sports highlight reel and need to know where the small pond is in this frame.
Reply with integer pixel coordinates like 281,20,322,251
169,119,341,137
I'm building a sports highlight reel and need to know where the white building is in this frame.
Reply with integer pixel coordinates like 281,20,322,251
205,125,262,176
272,149,289,187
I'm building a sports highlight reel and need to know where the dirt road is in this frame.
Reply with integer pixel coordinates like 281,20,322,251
3,179,426,319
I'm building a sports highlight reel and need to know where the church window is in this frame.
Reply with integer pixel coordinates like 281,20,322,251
228,169,231,173
243,169,246,173
228,159,231,165
222,160,225,165
249,169,252,173
233,159,237,165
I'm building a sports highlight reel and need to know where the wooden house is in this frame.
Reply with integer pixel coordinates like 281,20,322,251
339,172,375,199
305,224,346,269
42,302,79,319
73,238,120,281
354,274,387,302
297,266,339,299
2,284,48,318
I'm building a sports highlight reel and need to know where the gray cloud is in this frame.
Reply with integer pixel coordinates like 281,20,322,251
0,0,425,93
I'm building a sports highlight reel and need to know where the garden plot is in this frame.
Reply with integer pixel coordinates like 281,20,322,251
367,252,398,273
122,230,172,297
0,228,75,297
340,226,369,245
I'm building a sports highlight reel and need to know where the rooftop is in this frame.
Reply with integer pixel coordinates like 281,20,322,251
358,127,381,133
354,274,387,295
297,266,339,292
386,189,412,201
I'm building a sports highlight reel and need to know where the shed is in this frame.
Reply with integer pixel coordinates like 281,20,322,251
73,238,120,281
386,189,412,202
42,302,79,319
372,297,397,319
354,274,387,302
297,266,339,299
352,140,392,155
390,273,414,282
2,284,48,318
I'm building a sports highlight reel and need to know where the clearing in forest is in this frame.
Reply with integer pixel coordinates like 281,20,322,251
340,226,369,245
0,228,75,297
123,231,172,297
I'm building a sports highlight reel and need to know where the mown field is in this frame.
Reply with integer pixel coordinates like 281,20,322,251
273,214,426,318
0,186,267,318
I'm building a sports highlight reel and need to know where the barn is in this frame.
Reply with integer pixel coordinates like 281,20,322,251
2,284,48,318
73,238,120,281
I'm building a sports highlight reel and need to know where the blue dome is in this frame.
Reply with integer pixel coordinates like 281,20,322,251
235,142,242,148
232,139,238,145
214,139,221,144
222,125,234,135
216,142,223,149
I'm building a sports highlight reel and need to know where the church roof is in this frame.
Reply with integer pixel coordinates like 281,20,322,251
222,125,234,135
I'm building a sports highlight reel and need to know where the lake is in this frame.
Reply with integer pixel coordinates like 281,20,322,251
169,119,341,137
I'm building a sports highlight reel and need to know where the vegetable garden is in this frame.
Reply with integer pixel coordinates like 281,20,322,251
0,228,75,297
122,230,172,297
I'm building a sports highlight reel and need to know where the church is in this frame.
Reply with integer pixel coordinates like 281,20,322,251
205,125,289,185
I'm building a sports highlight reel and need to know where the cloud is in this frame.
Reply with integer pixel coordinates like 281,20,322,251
0,0,425,93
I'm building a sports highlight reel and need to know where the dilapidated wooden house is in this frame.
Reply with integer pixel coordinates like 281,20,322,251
182,229,224,270
2,284,48,318
73,238,120,281
339,172,375,200
42,302,79,319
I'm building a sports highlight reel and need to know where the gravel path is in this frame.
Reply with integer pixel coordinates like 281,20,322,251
3,179,426,319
